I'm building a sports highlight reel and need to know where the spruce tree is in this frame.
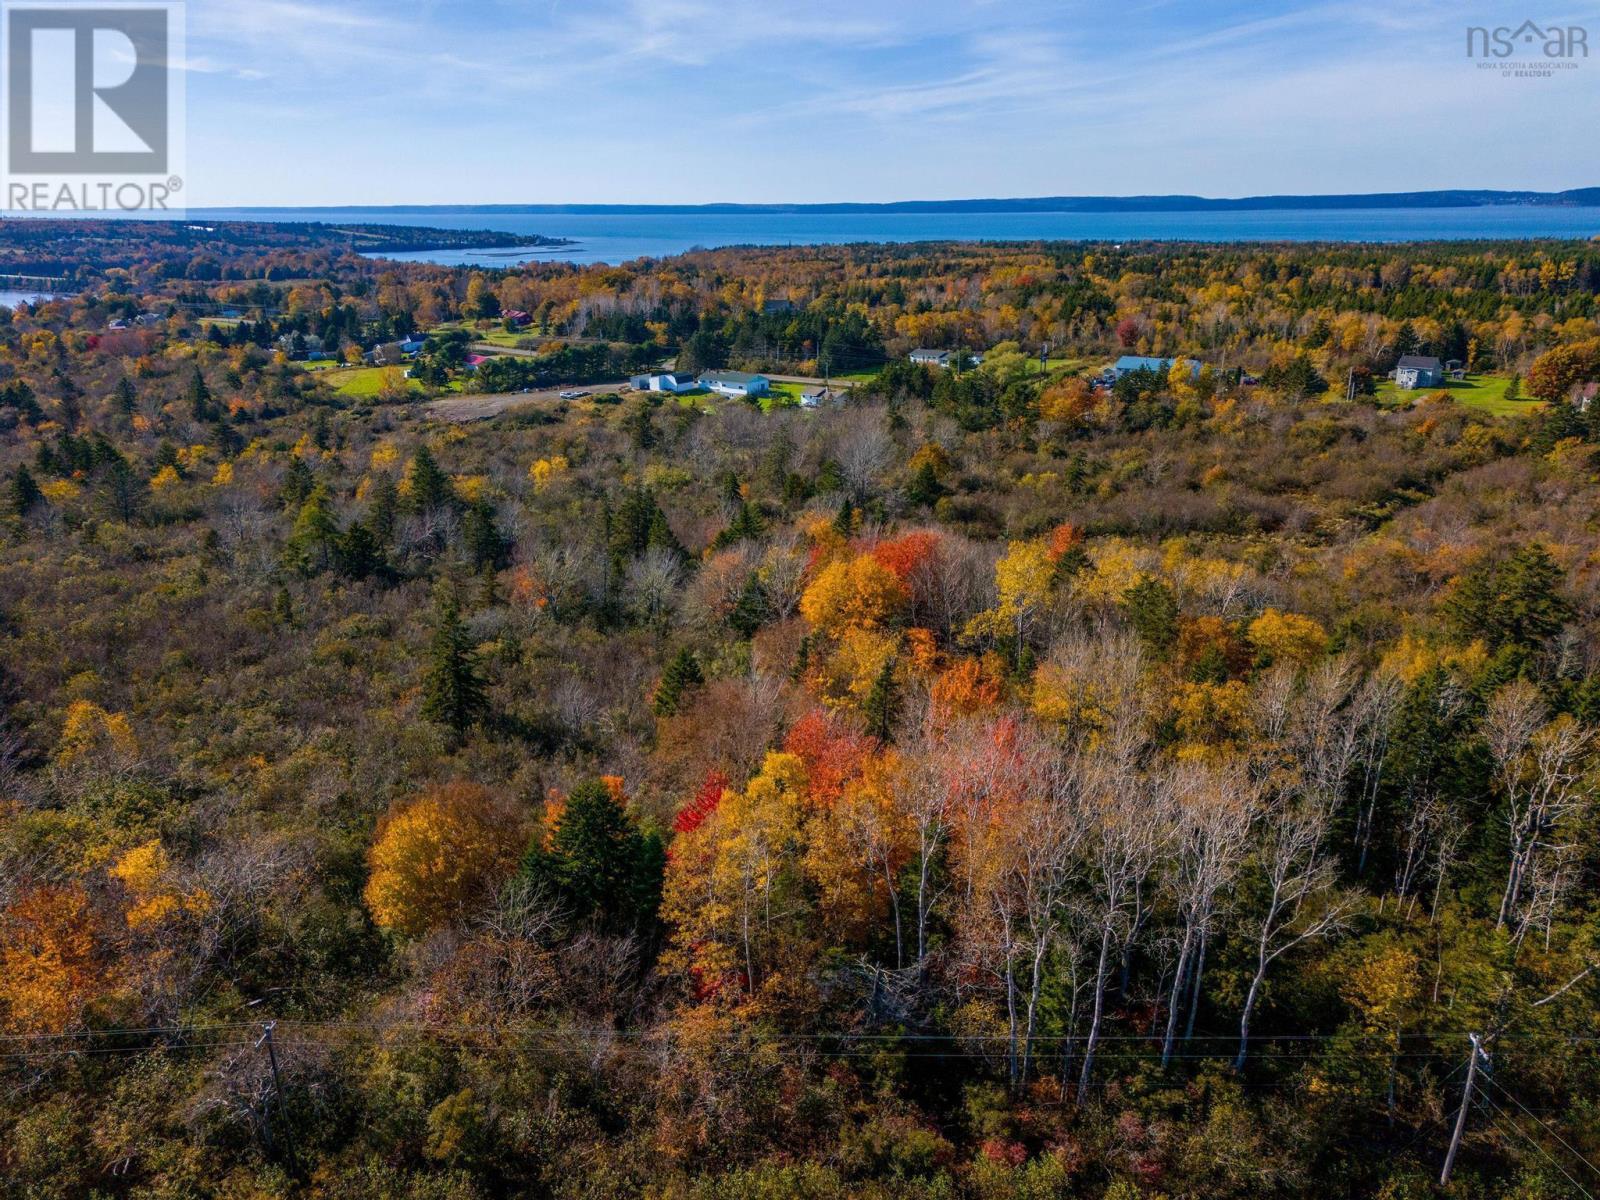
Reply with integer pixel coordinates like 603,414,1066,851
521,779,663,931
336,520,382,580
187,367,213,421
421,592,488,735
1122,575,1180,658
728,574,769,638
279,457,314,510
462,499,509,571
8,465,42,516
367,472,398,544
284,485,341,575
863,656,900,743
406,446,453,513
653,647,704,716
905,460,943,508
833,496,855,538
113,376,137,415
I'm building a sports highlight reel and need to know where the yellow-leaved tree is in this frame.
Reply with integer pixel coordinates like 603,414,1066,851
364,782,523,937
799,553,907,634
1248,608,1329,668
660,752,809,1003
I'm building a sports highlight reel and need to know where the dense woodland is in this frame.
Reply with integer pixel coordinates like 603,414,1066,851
3,224,1600,1199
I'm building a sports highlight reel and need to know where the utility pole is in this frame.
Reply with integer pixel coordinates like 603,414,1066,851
257,1021,302,1179
1440,1032,1489,1186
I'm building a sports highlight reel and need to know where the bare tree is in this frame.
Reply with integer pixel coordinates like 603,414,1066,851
1485,682,1594,939
1075,749,1165,1101
1233,795,1349,1071
832,407,894,499
1160,758,1257,1066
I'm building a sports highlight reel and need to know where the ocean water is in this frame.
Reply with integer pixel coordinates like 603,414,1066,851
189,205,1600,267
0,290,57,307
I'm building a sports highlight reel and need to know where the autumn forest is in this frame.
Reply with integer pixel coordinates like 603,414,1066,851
2,223,1600,1199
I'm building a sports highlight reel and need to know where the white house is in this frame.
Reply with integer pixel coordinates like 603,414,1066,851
699,370,771,399
910,348,952,369
800,388,839,409
1394,356,1444,390
630,371,701,394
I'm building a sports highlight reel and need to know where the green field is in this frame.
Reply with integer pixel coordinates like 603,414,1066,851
427,322,539,349
1373,373,1543,418
764,382,808,410
299,364,422,398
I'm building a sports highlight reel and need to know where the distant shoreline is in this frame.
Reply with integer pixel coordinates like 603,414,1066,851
203,188,1600,215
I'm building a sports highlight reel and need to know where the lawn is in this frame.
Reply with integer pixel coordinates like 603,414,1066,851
1373,373,1543,418
298,363,423,398
764,382,809,411
427,322,540,349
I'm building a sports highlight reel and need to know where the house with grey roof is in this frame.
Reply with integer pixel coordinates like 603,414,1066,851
1395,356,1444,389
699,370,771,399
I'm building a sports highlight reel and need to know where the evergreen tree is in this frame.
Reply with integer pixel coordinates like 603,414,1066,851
284,485,341,575
609,487,683,560
905,460,944,508
273,585,296,628
462,499,510,571
833,496,855,538
520,779,662,932
863,656,900,743
8,465,42,517
1122,574,1180,657
337,520,382,580
712,502,764,549
406,445,454,513
728,574,769,638
278,457,314,510
624,400,656,452
113,376,137,415
653,647,704,717
187,367,214,421
421,592,488,735
1444,543,1572,665
7,464,42,518
367,472,398,544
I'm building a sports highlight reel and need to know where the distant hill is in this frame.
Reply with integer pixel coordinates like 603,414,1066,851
239,189,1600,215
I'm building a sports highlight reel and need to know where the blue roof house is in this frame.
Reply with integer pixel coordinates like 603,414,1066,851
1112,355,1203,380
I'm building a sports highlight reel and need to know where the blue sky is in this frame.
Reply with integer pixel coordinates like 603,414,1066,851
179,0,1600,205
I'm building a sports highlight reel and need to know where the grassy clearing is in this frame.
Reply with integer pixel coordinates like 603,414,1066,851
1373,373,1543,418
299,364,422,398
427,322,539,348
764,382,808,411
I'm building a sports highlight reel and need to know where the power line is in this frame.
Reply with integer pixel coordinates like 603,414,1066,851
1481,1074,1600,1182
1478,1092,1596,1200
